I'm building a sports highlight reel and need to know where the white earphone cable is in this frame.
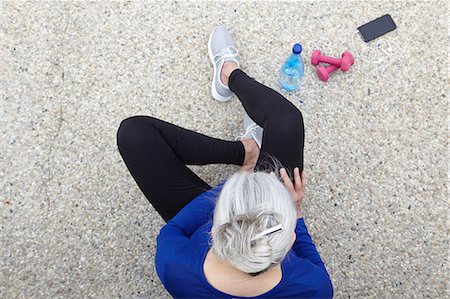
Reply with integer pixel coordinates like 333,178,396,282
350,30,404,84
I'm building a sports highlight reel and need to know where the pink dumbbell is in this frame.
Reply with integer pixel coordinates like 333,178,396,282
316,65,339,82
311,50,354,72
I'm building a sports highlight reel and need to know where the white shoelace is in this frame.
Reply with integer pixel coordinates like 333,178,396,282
213,46,239,64
235,122,260,142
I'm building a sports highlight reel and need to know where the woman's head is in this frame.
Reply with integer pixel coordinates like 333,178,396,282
210,161,297,276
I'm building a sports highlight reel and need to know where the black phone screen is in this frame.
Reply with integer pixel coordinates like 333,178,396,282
358,14,397,42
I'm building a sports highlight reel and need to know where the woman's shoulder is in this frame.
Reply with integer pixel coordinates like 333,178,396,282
162,222,212,260
282,251,332,282
281,251,333,297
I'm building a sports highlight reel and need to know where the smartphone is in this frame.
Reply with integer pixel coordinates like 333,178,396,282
357,14,397,42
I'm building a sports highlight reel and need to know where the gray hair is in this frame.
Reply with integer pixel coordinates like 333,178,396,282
210,155,297,276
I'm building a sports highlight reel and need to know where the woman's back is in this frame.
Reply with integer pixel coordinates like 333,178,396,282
155,182,333,298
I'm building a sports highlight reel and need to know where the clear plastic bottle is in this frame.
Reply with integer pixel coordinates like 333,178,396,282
279,43,304,92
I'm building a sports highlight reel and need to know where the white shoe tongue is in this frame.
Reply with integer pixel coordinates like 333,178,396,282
243,112,263,149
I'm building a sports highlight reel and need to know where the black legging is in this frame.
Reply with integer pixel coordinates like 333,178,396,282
117,69,304,222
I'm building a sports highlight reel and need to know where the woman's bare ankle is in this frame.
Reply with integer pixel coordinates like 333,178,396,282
240,139,260,171
220,61,238,87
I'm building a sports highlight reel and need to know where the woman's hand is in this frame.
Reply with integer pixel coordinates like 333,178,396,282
277,167,306,218
239,139,260,172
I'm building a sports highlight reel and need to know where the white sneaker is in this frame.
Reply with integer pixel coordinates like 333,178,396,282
235,112,264,149
208,25,240,102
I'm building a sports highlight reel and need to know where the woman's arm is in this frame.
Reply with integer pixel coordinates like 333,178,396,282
278,169,328,271
156,180,226,254
292,218,327,272
163,180,226,237
155,180,226,283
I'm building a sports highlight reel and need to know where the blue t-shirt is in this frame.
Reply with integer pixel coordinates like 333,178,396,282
155,180,333,298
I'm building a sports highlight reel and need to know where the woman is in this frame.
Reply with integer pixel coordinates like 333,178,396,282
117,26,333,298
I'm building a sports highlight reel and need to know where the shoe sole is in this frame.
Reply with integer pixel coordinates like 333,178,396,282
208,29,231,102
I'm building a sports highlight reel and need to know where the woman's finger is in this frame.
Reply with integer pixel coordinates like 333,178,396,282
280,168,294,191
301,170,306,191
294,167,301,190
280,168,288,181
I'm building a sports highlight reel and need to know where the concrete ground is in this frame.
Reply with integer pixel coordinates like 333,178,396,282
1,1,448,298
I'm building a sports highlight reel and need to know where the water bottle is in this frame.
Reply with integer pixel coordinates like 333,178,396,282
279,43,304,92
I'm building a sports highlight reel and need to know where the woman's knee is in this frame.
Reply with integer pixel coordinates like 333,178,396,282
117,116,155,152
270,107,304,136
286,108,303,128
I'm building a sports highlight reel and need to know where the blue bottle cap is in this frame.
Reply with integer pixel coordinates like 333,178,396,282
293,43,302,54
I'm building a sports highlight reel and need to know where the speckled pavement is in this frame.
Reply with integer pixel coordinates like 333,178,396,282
1,1,448,298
